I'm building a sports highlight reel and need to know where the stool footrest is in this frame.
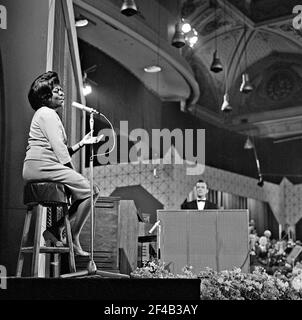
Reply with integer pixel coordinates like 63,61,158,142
21,246,71,254
17,185,76,277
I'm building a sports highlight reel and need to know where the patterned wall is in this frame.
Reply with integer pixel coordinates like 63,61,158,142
84,148,301,228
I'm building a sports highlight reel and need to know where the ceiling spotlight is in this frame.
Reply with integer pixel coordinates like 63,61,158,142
172,21,186,48
82,71,92,96
83,83,92,96
240,73,253,93
75,18,89,27
181,19,192,33
221,93,232,112
144,65,162,73
244,137,254,149
121,0,138,16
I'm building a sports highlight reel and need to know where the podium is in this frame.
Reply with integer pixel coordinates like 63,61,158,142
157,210,249,274
75,197,139,275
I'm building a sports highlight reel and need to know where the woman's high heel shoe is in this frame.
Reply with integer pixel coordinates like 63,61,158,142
43,229,64,247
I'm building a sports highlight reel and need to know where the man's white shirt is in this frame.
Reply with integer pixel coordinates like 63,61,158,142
197,199,206,210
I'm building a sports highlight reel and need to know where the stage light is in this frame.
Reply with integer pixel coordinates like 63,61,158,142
83,83,92,96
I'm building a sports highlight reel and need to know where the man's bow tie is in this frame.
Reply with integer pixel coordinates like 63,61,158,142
197,199,206,202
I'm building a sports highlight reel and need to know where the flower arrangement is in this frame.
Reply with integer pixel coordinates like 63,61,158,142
130,260,302,300
131,260,197,279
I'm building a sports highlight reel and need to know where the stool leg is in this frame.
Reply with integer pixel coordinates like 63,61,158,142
53,254,60,278
44,242,51,278
31,205,43,277
63,205,76,273
16,208,33,277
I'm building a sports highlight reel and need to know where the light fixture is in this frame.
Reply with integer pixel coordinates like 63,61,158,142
172,21,186,48
240,73,253,93
245,136,264,186
210,1,223,73
172,0,186,48
240,22,253,93
121,0,138,16
185,28,199,48
244,136,254,149
220,1,231,113
210,50,223,73
221,93,232,112
144,65,162,73
257,175,264,187
75,18,89,27
181,19,191,33
82,68,97,96
83,83,92,96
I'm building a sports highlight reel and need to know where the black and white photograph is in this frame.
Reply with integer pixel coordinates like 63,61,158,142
1,0,302,311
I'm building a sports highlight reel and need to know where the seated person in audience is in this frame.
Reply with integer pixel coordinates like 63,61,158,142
181,179,218,210
248,219,256,234
249,229,259,255
254,236,270,268
285,239,295,254
264,230,272,241
258,235,269,253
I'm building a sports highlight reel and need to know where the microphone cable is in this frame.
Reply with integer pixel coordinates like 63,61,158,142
90,111,116,160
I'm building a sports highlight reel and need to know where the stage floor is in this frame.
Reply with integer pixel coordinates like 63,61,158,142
0,277,201,300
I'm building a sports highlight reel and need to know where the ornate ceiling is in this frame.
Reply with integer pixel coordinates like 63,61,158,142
182,0,302,140
75,0,302,140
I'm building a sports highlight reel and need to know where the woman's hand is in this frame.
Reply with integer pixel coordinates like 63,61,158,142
80,132,104,146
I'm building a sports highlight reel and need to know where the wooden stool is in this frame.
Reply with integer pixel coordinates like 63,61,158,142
16,182,76,277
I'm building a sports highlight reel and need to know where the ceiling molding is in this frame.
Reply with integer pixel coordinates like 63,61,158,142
187,104,227,128
216,0,255,29
234,116,302,139
231,105,302,138
232,105,302,125
202,25,243,46
260,25,302,51
254,14,293,28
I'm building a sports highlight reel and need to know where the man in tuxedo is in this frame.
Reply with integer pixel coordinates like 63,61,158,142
181,179,218,210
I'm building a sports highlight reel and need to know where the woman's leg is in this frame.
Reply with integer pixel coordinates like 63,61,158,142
43,199,88,251
69,190,100,254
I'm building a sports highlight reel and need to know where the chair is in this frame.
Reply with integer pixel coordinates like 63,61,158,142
16,182,76,277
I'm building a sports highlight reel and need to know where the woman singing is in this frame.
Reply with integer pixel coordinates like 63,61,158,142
23,71,101,256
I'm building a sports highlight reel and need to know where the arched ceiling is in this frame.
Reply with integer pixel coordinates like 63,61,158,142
74,0,302,141
182,0,302,140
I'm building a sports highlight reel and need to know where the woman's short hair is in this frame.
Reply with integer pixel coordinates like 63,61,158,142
28,71,60,110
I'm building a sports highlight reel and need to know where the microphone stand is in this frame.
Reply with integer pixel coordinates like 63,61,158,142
61,112,129,278
149,220,161,260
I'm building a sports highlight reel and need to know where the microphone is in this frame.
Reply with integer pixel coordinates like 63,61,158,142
148,220,161,234
72,102,99,114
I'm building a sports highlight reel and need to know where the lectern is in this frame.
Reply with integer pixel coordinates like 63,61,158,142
157,210,249,274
